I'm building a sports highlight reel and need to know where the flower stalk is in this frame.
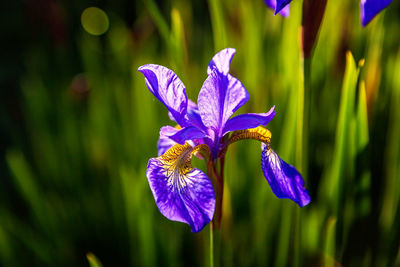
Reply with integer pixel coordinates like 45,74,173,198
301,0,328,59
298,0,327,176
209,222,214,267
207,159,224,229
297,56,311,176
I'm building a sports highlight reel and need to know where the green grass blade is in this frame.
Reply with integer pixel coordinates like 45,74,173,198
6,151,44,223
380,48,400,267
87,252,104,267
320,51,361,210
207,0,227,51
0,224,12,266
142,0,170,43
323,217,337,267
354,81,371,218
170,8,187,74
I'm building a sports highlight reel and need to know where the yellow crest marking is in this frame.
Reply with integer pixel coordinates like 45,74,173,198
229,126,272,145
159,143,210,191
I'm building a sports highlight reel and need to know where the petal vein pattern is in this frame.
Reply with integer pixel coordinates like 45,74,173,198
261,145,311,207
207,48,236,76
146,143,215,232
138,64,188,126
198,71,249,136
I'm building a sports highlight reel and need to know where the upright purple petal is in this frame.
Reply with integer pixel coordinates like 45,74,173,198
222,106,276,135
264,0,290,17
361,0,392,27
275,0,292,15
138,64,188,126
198,71,249,137
261,144,310,207
147,144,215,232
207,48,236,76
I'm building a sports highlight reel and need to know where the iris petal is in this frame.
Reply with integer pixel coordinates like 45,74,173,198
146,143,215,232
261,144,311,207
360,0,392,27
138,64,188,126
198,71,249,137
264,0,290,17
207,48,236,76
222,106,276,135
185,99,207,131
157,126,179,156
168,126,207,145
275,0,292,15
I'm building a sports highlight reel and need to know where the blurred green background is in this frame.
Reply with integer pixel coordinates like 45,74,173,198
1,0,399,266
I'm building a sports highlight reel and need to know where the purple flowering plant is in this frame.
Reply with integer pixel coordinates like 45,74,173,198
264,0,290,17
264,0,393,27
138,48,310,233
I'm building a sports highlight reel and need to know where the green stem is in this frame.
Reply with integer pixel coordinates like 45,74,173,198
296,60,304,173
207,159,223,267
303,57,312,177
210,222,214,267
293,56,310,267
297,56,311,176
293,206,301,267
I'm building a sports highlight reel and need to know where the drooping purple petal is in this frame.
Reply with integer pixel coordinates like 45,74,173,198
157,126,179,156
264,0,290,17
222,106,276,135
261,144,310,207
138,64,188,126
207,48,236,76
275,0,292,15
360,0,392,27
147,144,215,232
168,126,207,145
198,71,249,137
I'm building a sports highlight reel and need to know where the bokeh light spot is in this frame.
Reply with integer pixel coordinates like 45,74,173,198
81,7,109,36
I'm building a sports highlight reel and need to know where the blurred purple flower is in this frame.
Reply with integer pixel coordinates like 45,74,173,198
138,48,310,232
265,0,393,27
264,0,290,17
361,0,393,26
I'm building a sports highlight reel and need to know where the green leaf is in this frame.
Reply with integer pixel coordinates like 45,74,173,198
208,0,227,51
142,0,170,43
87,253,104,267
323,216,337,267
170,8,187,74
320,51,363,211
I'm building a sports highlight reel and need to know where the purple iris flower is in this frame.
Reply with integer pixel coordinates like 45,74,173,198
264,0,290,17
138,48,310,232
266,0,393,27
361,0,393,27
